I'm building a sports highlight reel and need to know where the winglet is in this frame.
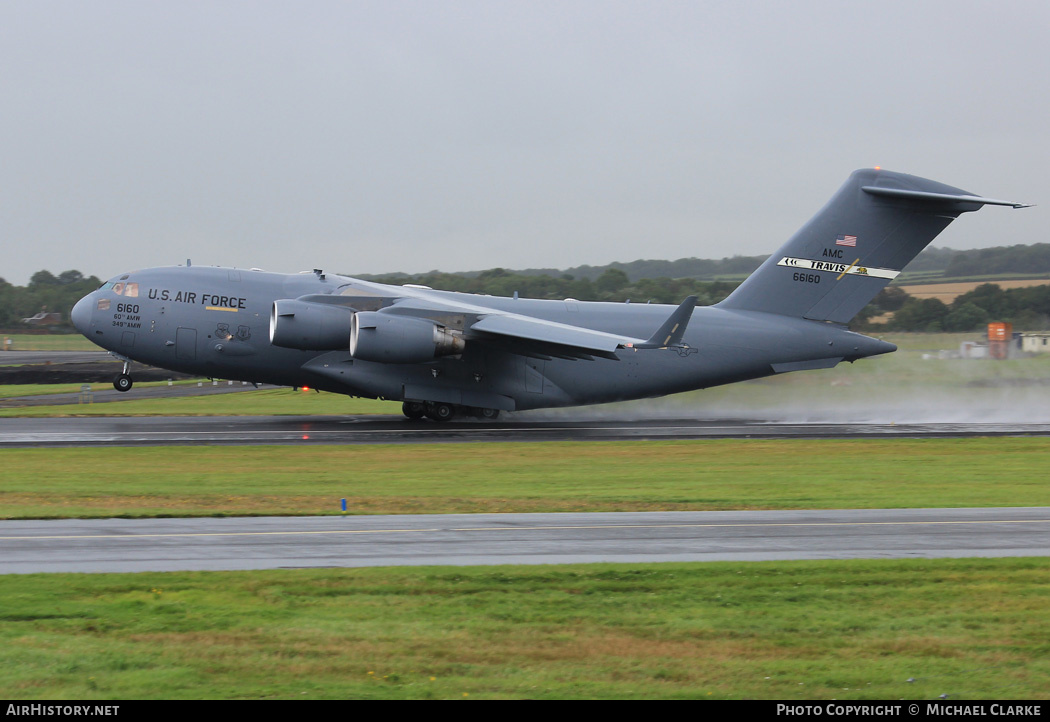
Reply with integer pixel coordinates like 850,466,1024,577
630,296,697,349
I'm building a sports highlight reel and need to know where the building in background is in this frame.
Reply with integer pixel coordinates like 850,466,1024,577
1020,332,1050,354
20,312,63,326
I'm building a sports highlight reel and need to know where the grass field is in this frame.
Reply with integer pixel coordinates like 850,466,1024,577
0,379,211,400
0,387,399,416
894,272,1050,286
2,558,1047,699
2,438,1049,518
2,331,1048,700
0,334,96,352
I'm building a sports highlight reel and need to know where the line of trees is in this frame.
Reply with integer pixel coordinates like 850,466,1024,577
364,244,1050,284
941,243,1050,278
0,271,102,328
365,267,741,306
856,283,1050,332
364,255,767,284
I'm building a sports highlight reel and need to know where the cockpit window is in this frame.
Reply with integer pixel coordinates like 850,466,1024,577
97,299,111,311
112,283,124,295
99,282,114,291
124,282,139,297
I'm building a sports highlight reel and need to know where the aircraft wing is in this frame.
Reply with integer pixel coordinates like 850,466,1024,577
374,293,698,361
468,313,642,358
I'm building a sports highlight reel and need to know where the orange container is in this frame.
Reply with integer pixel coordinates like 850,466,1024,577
988,322,1013,341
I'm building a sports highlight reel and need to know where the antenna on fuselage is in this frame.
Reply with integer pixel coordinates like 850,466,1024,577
186,259,192,267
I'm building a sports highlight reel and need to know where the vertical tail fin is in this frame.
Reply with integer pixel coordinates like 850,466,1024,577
717,169,1029,324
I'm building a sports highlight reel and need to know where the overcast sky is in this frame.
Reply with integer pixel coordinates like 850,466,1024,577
2,0,1046,285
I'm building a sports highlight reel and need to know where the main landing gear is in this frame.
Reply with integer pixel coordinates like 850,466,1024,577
401,401,500,422
113,361,133,392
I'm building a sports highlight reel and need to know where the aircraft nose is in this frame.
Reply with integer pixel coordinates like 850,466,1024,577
71,294,93,335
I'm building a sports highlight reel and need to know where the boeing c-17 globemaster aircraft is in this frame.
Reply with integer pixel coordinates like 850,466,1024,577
71,169,1029,421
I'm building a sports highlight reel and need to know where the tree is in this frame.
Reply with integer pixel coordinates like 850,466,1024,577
596,268,629,294
942,302,989,332
57,270,84,285
890,298,949,331
874,286,909,312
28,270,58,288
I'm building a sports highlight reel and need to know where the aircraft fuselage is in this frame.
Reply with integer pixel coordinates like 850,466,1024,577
71,264,893,412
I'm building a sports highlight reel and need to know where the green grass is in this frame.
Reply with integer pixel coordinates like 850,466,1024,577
1,558,1047,699
2,331,1046,701
0,387,400,416
2,438,1049,518
0,334,97,351
0,380,210,399
893,273,1050,285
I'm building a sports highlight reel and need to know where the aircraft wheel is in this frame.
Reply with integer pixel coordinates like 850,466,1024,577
402,401,426,420
476,407,500,420
113,374,133,393
425,402,455,422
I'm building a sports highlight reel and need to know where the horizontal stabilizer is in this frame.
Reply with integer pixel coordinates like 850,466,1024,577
861,186,1033,209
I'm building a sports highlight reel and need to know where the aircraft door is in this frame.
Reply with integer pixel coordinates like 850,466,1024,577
176,327,197,361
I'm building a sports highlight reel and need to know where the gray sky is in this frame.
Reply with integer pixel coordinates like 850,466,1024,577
2,0,1046,285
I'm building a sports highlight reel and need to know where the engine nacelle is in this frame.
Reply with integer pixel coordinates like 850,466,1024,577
350,311,465,364
269,299,354,350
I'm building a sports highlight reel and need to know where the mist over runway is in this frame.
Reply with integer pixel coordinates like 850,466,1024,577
4,414,1050,447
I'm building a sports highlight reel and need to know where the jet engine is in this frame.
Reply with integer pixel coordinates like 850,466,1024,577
269,299,354,350
350,311,465,364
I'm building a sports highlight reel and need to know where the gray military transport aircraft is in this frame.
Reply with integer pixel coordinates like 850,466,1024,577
71,169,1029,421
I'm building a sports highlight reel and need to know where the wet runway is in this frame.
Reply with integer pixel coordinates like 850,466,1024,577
3,507,1047,573
3,414,1050,446
0,350,112,365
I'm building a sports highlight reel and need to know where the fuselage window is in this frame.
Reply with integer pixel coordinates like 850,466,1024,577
97,299,111,311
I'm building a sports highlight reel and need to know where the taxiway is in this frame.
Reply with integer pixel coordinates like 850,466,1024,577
2,507,1047,574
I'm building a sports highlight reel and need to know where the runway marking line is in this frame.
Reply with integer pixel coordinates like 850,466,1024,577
3,518,1048,542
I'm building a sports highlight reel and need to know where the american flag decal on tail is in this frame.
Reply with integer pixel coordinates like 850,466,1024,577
835,234,857,247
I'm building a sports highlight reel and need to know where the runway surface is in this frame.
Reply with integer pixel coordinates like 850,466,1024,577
2,507,1047,574
0,350,112,365
3,414,1050,446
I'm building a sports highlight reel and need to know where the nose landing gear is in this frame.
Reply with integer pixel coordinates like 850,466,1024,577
113,361,133,392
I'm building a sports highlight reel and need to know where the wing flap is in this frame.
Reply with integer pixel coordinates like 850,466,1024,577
469,313,641,355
